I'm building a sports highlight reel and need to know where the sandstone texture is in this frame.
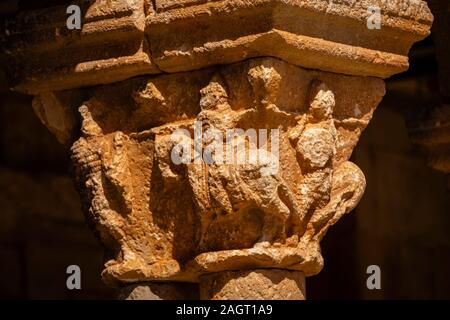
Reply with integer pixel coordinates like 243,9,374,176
63,58,384,285
118,282,199,300
1,0,432,94
200,269,306,300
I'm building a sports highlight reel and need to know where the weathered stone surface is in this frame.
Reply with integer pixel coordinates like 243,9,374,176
65,57,383,285
0,0,433,300
199,269,306,300
1,0,158,94
427,0,450,102
1,0,432,94
118,282,199,300
409,104,450,175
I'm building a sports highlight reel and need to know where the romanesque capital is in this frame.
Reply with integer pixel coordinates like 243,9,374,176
1,0,433,299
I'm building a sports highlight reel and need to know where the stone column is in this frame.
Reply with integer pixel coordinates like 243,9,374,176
1,0,432,300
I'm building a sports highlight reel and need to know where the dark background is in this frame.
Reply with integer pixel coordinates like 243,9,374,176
0,0,449,299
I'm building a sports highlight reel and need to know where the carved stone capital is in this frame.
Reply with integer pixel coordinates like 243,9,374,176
1,0,432,299
1,0,432,93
